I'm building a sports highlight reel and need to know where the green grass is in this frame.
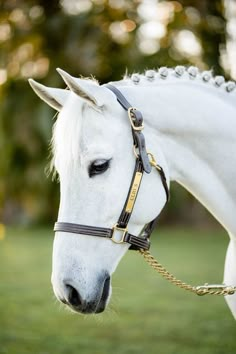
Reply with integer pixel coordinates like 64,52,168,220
0,227,235,354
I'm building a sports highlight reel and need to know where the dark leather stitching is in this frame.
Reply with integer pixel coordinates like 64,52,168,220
54,222,150,250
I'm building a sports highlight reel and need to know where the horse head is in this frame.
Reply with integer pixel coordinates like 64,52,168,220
29,69,169,314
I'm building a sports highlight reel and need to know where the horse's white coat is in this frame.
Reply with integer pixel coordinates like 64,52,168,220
29,67,236,317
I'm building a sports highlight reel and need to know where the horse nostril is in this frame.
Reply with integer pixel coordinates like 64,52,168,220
66,284,82,307
101,275,110,303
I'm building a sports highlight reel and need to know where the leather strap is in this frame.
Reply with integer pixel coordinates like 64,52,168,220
117,158,143,228
155,164,170,202
106,84,152,174
54,222,150,250
54,222,111,238
106,84,132,111
133,131,151,173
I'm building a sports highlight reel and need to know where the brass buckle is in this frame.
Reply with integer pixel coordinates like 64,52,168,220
128,107,144,131
111,224,127,244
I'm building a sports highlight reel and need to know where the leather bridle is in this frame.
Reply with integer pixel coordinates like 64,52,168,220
54,85,169,251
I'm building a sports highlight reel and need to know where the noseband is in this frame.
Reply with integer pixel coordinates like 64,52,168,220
54,85,169,251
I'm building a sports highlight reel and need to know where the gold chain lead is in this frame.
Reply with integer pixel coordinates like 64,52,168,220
139,250,236,296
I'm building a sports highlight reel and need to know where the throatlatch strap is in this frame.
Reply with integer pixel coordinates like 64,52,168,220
156,165,170,202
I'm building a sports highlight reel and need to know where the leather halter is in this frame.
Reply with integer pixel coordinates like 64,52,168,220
54,85,169,251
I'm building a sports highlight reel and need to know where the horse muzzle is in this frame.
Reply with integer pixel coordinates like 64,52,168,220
54,273,111,314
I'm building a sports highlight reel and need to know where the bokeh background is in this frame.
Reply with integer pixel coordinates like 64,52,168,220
0,1,236,354
1,0,236,226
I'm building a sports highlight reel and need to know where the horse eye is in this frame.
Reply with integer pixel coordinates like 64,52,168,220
89,159,111,177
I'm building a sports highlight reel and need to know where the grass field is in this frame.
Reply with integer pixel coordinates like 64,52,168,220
0,226,235,354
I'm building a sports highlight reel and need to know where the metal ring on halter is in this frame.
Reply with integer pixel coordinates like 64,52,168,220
133,145,140,159
147,152,157,167
134,149,165,175
147,152,162,172
111,224,128,244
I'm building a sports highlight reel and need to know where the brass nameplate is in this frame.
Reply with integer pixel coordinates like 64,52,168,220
125,172,142,213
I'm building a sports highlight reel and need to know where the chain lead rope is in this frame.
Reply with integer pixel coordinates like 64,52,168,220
139,250,236,296
140,154,236,296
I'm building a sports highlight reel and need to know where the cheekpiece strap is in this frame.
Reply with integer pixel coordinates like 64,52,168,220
105,84,152,174
117,158,143,228
105,83,132,111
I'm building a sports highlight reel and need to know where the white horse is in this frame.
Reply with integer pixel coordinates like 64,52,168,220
29,66,236,317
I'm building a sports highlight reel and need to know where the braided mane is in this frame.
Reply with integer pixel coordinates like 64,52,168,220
118,66,236,95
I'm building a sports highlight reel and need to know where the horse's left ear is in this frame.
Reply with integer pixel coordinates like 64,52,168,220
56,68,105,108
28,79,69,111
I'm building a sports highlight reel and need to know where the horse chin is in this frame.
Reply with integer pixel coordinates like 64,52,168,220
56,282,112,315
67,294,110,315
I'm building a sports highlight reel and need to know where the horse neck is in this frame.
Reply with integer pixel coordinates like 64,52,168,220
118,79,236,234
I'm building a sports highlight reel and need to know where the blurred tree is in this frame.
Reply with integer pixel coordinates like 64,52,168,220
0,0,227,225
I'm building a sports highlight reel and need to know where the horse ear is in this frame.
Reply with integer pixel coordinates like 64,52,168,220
28,79,69,111
56,68,102,107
